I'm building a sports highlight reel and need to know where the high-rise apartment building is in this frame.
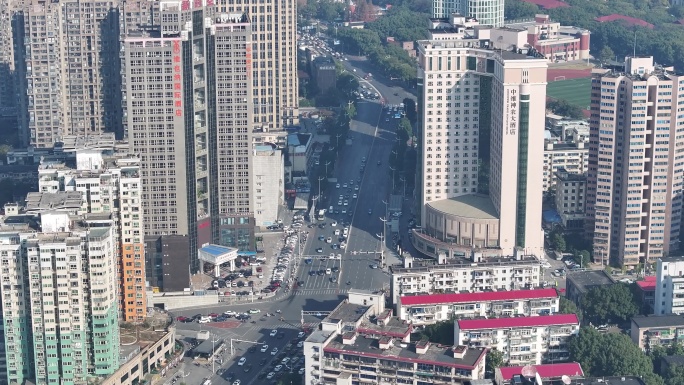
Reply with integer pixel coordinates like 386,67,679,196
37,150,146,322
12,0,122,147
654,256,684,315
585,56,684,267
0,0,17,112
432,0,504,27
121,1,255,271
0,204,120,384
217,0,299,140
412,18,547,259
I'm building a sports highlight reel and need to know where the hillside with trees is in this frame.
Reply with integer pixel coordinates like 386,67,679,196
505,0,684,69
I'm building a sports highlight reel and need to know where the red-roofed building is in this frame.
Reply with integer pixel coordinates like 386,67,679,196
455,314,580,365
595,14,654,29
636,276,656,312
495,362,585,385
397,289,560,325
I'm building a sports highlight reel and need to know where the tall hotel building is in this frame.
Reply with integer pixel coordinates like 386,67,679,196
216,0,299,140
0,203,120,384
121,1,254,271
586,57,684,267
37,150,147,322
412,18,547,259
432,0,504,27
12,0,122,147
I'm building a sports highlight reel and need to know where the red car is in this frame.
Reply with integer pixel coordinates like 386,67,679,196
176,316,188,322
256,267,263,272
208,313,219,318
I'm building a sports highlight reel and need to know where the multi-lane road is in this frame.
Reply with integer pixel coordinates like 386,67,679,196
170,57,416,385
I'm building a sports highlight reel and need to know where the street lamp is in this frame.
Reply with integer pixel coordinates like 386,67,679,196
317,176,325,202
335,134,343,151
399,176,407,197
325,161,331,178
379,214,388,268
389,165,396,194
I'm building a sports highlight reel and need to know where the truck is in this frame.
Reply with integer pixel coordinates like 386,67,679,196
317,209,326,220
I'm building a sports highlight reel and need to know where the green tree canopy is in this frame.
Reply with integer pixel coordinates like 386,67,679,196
412,320,454,345
485,349,505,378
569,327,659,383
580,283,639,326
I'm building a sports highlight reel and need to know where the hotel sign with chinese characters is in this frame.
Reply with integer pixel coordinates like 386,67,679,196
246,45,252,78
505,88,518,136
173,40,183,117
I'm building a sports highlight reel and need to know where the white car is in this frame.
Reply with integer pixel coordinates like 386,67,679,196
331,222,337,227
267,372,275,379
261,344,269,352
298,332,306,338
248,309,261,314
336,183,340,188
274,365,283,372
270,329,278,337
198,316,211,324
343,228,349,236
233,381,241,385
297,341,304,348
224,310,236,316
271,347,279,355
352,194,358,199
325,268,332,275
334,229,340,236
238,357,246,366
299,368,305,375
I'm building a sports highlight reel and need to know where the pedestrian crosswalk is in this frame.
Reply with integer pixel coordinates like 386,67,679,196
292,288,349,296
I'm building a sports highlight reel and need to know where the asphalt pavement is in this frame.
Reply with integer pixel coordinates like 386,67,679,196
169,56,418,385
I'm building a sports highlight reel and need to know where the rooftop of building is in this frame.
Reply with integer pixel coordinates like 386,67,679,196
357,316,413,338
631,314,684,329
457,314,578,330
555,169,587,182
636,276,657,291
119,323,174,361
427,194,499,220
400,288,559,306
581,377,645,385
324,334,487,370
545,142,588,151
24,191,83,212
200,244,237,257
594,14,653,29
417,38,537,61
390,254,540,274
498,362,585,381
662,355,684,367
660,255,684,263
566,270,615,293
324,301,371,324
287,132,311,147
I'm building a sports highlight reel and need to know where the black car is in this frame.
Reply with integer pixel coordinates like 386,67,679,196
226,373,236,381
317,270,325,276
332,266,340,273
192,314,203,320
277,332,285,339
244,364,253,373
309,271,316,276
258,372,267,380
248,346,257,353
260,358,268,366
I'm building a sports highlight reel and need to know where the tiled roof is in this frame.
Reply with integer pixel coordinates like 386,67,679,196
499,362,584,381
636,276,656,291
595,14,654,29
401,289,559,306
457,314,579,330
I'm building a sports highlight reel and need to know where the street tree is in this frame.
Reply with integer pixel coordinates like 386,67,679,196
485,349,505,378
569,327,658,382
580,283,639,326
550,232,566,251
559,297,579,316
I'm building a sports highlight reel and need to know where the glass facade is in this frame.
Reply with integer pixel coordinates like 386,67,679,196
516,94,530,247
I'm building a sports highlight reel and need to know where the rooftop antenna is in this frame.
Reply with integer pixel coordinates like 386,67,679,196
521,365,537,379
633,30,637,57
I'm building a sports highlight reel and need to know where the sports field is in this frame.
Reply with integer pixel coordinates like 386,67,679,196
546,77,591,109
